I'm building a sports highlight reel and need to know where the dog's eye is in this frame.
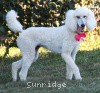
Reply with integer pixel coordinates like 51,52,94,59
76,16,80,19
83,16,87,18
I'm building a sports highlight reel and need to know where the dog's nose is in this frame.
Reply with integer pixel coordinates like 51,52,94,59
81,24,85,27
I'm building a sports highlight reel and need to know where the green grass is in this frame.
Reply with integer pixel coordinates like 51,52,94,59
0,30,100,93
0,49,100,93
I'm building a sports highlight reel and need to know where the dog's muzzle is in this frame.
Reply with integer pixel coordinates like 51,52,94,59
76,24,85,34
75,24,86,41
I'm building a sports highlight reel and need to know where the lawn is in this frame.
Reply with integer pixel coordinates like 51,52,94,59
0,31,100,93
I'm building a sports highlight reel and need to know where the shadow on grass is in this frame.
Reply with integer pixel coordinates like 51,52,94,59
0,49,100,93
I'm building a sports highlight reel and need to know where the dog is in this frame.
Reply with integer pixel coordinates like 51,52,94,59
6,7,96,81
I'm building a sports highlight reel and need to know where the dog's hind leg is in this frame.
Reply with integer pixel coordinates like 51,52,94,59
16,35,40,81
34,45,40,62
11,51,38,81
19,57,34,81
34,51,39,62
19,46,39,81
12,59,22,81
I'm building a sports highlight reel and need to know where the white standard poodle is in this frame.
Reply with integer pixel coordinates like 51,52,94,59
6,7,96,81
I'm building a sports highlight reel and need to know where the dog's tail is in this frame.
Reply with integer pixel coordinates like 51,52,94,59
6,10,23,33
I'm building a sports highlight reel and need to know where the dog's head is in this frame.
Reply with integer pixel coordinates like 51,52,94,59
65,7,97,33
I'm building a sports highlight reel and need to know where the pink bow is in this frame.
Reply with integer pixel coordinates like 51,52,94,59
75,32,86,41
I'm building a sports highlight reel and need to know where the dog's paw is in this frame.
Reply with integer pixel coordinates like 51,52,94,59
19,72,27,81
66,75,82,80
66,76,73,80
75,77,82,80
13,78,17,82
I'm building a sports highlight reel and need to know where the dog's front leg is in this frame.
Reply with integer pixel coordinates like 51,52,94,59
66,65,73,80
66,45,80,80
61,53,82,80
71,45,80,62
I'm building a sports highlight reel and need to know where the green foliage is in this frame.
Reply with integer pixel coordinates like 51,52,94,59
76,0,93,6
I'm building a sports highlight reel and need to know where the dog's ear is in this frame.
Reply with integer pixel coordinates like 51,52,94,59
65,10,77,32
86,10,97,30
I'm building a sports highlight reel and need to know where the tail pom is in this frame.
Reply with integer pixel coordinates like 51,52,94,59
6,10,23,33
